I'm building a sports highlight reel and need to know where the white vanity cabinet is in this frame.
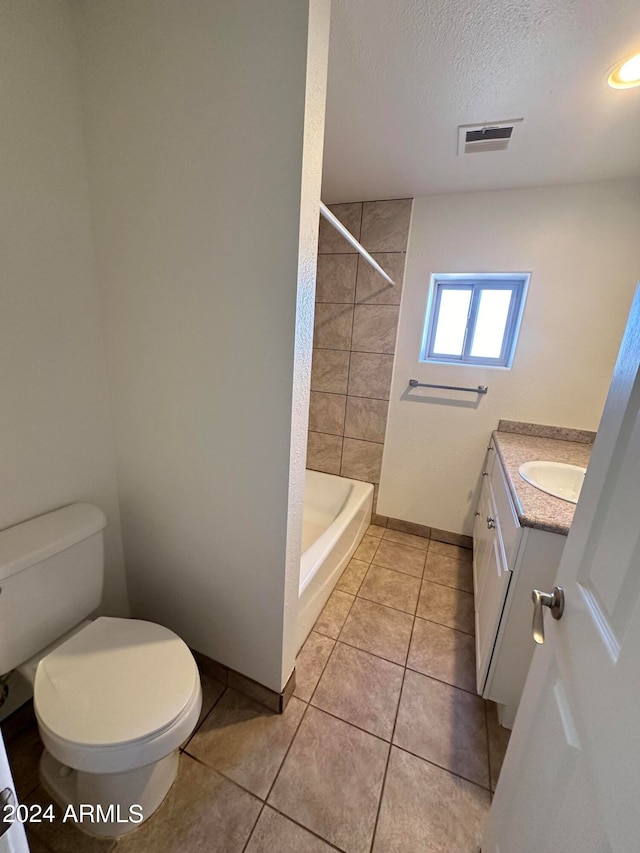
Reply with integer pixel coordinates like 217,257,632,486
473,439,566,728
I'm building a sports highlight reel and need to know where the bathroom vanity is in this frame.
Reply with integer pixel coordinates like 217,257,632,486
473,423,593,728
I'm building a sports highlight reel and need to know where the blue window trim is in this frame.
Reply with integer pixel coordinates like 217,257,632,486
421,273,530,368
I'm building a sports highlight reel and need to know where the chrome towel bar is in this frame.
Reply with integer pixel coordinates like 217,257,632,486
409,379,488,395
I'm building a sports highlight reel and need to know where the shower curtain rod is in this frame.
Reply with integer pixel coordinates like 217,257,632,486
319,202,395,286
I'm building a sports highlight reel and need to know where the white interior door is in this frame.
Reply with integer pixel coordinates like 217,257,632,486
0,730,28,853
483,283,640,853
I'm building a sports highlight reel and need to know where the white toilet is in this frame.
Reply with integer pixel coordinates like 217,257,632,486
0,503,202,837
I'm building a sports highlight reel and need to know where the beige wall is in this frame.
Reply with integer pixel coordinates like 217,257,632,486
379,179,640,536
0,0,129,616
307,199,412,521
74,0,330,691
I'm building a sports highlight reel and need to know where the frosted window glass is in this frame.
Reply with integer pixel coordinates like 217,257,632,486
470,289,513,358
432,288,471,356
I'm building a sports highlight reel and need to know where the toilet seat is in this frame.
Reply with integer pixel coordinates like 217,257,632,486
34,616,202,773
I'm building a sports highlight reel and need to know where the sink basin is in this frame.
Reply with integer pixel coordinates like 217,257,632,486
518,461,586,504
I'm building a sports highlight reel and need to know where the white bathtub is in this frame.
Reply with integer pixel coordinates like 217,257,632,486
297,470,373,652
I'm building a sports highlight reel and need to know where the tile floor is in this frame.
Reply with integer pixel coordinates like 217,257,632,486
3,527,511,852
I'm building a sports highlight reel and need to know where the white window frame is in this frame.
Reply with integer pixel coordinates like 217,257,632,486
420,272,530,368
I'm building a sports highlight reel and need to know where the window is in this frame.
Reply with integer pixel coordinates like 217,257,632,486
421,273,529,368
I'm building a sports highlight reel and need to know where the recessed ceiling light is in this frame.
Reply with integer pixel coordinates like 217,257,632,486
608,51,640,89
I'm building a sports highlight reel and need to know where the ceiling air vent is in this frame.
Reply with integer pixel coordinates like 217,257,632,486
457,119,523,155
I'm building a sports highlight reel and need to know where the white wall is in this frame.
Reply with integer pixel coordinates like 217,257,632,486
0,0,129,615
74,0,330,691
379,180,640,536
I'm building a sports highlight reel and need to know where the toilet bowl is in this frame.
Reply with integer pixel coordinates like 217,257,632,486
22,616,202,837
0,503,202,837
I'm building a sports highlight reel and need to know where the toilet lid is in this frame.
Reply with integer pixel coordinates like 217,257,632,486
34,617,199,748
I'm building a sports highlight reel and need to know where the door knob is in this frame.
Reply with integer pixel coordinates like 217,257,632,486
531,586,564,644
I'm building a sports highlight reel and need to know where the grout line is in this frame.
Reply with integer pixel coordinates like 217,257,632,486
305,703,392,748
392,743,493,794
183,682,228,748
368,584,416,851
261,803,346,851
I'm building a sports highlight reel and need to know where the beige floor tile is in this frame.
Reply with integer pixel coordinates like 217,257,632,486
359,565,421,614
245,807,335,852
429,540,473,563
366,523,386,538
311,642,404,740
340,597,413,665
373,747,490,853
417,581,475,634
423,552,474,593
373,539,426,578
314,589,355,638
25,785,117,853
393,671,489,788
269,707,388,853
382,528,429,551
353,535,380,562
195,674,226,728
186,690,306,798
487,701,511,792
407,618,477,693
294,631,335,702
336,558,369,594
118,755,261,853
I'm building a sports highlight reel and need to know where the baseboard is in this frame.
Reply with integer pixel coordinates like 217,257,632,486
191,650,296,714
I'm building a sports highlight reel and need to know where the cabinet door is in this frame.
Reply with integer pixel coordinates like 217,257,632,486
475,529,512,694
473,477,492,600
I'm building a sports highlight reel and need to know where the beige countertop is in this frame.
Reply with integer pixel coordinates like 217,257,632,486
492,428,593,536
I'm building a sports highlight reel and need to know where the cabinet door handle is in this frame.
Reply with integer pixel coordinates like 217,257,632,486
486,516,496,529
482,471,489,476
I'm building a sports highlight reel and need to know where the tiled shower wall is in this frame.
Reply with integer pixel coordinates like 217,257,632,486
306,199,412,521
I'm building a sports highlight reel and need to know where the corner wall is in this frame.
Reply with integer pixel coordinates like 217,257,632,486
379,180,640,536
74,0,330,691
307,199,412,521
0,0,128,615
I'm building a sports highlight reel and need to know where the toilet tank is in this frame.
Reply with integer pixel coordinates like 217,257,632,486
0,503,106,675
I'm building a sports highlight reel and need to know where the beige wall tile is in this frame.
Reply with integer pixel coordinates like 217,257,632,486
316,254,358,303
318,202,362,253
306,431,342,475
341,438,383,483
387,518,432,539
313,303,354,350
309,391,346,436
355,253,406,305
348,352,394,400
344,397,388,443
311,348,350,394
382,528,429,551
351,305,399,354
360,199,412,252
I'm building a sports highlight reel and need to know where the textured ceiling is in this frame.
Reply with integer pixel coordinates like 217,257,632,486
322,0,640,201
